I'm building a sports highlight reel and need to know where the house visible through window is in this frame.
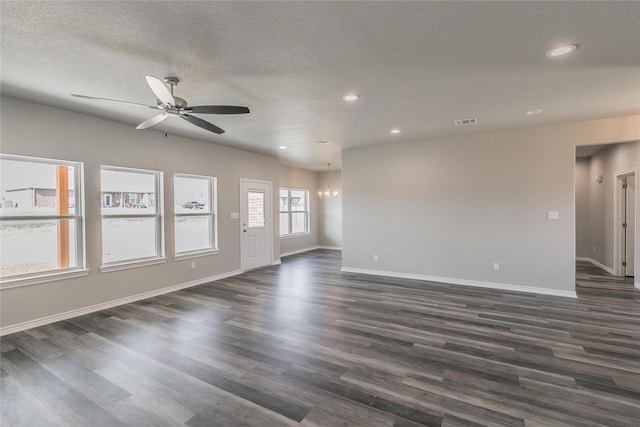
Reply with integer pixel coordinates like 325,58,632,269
279,188,309,236
174,173,217,257
100,166,163,267
0,154,85,286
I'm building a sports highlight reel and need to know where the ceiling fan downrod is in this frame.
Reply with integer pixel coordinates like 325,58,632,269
161,77,187,109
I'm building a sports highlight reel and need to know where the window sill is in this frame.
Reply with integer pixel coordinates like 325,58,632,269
0,269,90,290
174,249,219,261
280,232,311,240
100,257,167,273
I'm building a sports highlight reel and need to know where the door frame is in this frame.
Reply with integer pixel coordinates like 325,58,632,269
239,178,274,271
613,168,636,278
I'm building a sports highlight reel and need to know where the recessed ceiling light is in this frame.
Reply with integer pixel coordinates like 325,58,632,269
342,94,360,102
390,129,401,134
546,44,577,57
526,109,543,115
279,146,287,150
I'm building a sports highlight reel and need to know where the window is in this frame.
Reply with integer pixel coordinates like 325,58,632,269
279,188,309,236
0,154,86,286
174,174,217,258
100,166,164,270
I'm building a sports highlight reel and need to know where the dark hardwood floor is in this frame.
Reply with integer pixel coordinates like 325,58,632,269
2,250,639,426
576,260,638,300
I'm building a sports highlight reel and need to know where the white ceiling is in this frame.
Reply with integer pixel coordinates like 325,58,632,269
1,1,639,171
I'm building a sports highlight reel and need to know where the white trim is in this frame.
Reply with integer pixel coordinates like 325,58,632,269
280,232,311,240
576,257,616,275
0,269,90,290
0,269,243,336
272,259,282,266
613,168,636,277
280,246,319,258
174,249,219,261
100,257,167,273
280,246,341,258
340,267,577,298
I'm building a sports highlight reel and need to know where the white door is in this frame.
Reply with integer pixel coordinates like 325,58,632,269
240,179,273,271
624,174,635,277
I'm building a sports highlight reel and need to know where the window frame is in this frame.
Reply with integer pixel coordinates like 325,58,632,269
279,187,310,237
0,154,88,288
173,173,218,260
99,165,165,272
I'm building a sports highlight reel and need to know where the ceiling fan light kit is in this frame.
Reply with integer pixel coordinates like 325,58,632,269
72,75,249,135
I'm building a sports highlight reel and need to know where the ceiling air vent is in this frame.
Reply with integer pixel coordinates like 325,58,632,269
315,139,333,145
453,117,479,127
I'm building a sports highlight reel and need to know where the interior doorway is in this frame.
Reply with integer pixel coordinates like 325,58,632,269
575,142,639,297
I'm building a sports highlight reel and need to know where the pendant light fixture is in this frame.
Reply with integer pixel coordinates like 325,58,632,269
318,163,339,200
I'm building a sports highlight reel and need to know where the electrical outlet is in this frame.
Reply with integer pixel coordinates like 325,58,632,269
492,262,500,271
373,254,379,262
191,261,196,270
592,245,596,253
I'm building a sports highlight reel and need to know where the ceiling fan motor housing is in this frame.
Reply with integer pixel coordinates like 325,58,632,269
157,96,188,109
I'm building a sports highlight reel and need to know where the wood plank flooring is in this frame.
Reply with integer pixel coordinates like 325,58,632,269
576,260,638,300
2,250,639,426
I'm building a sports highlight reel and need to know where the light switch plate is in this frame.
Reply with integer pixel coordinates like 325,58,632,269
230,212,240,219
547,211,559,220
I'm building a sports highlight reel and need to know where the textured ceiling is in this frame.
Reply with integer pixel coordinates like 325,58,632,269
1,1,639,171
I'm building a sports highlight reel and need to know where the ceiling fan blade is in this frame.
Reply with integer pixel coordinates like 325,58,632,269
71,94,161,109
181,114,225,134
145,75,175,107
136,113,168,130
187,105,250,115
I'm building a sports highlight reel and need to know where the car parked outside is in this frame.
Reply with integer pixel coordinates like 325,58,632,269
182,201,205,209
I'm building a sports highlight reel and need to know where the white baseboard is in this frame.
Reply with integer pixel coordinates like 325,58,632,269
280,246,320,258
576,257,616,275
341,267,577,298
0,269,243,337
280,246,341,258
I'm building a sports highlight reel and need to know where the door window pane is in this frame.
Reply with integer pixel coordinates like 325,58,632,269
248,191,265,228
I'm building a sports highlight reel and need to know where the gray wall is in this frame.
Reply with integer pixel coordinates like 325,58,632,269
342,116,640,294
587,141,640,271
575,157,591,258
318,170,342,248
1,96,281,328
278,165,319,255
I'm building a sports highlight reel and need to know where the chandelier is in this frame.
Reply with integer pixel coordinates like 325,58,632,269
318,163,339,200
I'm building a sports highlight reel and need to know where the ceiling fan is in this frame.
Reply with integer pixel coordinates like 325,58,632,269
72,75,249,134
